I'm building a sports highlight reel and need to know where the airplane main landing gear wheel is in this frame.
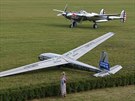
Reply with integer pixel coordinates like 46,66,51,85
69,24,73,28
69,21,77,28
93,24,98,29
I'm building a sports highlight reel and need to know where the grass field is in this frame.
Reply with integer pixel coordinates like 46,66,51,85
0,0,135,92
30,85,135,101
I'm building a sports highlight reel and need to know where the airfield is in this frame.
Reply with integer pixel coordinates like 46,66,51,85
0,0,135,100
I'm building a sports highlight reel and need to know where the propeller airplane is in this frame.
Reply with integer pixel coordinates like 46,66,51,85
53,5,126,29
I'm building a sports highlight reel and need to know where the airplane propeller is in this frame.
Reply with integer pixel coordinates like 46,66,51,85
64,4,68,12
53,4,68,16
53,9,67,16
57,13,62,16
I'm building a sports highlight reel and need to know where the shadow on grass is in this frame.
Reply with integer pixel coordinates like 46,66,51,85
46,23,121,30
46,23,69,28
45,23,97,31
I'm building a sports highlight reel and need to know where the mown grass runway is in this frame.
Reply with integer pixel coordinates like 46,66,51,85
0,0,135,92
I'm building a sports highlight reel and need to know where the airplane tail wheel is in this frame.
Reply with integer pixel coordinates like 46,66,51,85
93,24,98,29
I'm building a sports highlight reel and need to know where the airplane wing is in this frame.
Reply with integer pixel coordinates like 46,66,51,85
0,57,68,77
63,32,114,60
95,19,108,23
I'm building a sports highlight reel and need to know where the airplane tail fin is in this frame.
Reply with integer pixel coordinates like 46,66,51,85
120,10,126,22
93,51,122,77
100,9,105,15
99,51,109,70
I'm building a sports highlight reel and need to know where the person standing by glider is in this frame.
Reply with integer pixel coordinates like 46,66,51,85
60,71,67,97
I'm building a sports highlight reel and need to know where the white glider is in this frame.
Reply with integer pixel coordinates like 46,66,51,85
0,32,122,77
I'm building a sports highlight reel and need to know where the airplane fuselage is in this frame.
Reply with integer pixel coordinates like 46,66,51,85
63,12,109,22
38,53,61,60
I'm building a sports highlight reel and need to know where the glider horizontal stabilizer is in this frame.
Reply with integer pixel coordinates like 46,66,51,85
93,65,122,77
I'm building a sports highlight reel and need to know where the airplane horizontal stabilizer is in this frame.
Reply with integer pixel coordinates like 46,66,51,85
109,65,122,74
93,70,110,77
93,65,122,77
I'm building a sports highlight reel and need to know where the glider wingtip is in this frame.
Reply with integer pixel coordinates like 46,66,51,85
108,32,115,36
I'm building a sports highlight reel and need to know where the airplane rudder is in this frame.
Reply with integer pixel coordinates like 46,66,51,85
120,10,126,22
100,9,105,15
99,51,110,70
99,61,110,70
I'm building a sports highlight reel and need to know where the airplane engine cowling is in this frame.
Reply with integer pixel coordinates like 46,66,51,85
38,53,61,61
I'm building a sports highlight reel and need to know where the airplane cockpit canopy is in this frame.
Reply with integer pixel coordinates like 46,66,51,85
78,10,88,14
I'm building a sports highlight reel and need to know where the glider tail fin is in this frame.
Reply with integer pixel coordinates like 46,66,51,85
100,9,105,15
120,10,126,22
99,51,110,71
93,51,122,77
